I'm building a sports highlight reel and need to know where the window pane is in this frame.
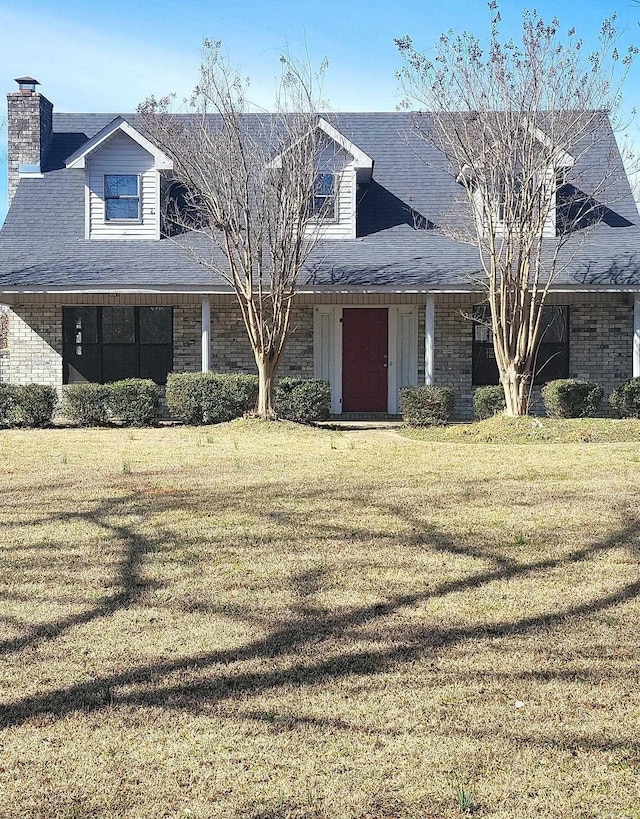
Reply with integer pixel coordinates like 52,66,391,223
106,199,139,220
140,344,173,384
472,343,500,385
539,306,568,343
312,173,335,216
535,343,568,383
105,175,138,197
102,345,137,383
315,174,334,196
63,307,98,344
102,308,135,343
139,307,172,344
64,344,100,383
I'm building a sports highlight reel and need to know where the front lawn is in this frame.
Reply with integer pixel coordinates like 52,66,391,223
0,421,639,818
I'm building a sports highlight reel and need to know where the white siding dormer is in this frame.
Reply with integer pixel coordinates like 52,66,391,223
271,120,372,242
86,131,159,240
311,160,356,240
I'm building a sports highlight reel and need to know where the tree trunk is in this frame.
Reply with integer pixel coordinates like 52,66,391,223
255,355,278,419
501,364,530,416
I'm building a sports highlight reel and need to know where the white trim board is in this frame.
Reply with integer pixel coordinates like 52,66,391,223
313,303,418,415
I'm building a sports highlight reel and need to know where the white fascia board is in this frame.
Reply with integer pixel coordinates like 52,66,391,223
317,118,374,181
65,116,173,170
268,118,374,182
528,122,575,168
0,285,236,295
3,283,640,297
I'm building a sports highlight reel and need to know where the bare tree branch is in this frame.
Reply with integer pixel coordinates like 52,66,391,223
397,6,638,415
138,42,336,418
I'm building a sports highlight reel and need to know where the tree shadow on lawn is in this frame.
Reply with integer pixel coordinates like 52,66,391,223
0,491,178,655
0,477,638,741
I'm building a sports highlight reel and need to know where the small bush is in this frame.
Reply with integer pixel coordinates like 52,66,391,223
0,383,18,426
9,384,58,427
166,372,258,425
62,384,109,426
107,379,161,427
275,378,331,424
542,379,603,418
165,373,203,424
473,386,506,420
609,377,640,418
400,385,454,426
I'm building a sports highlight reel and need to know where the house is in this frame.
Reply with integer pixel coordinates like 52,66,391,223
1,77,640,418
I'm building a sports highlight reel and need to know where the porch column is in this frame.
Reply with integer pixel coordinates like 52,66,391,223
425,296,435,385
201,296,211,373
634,296,640,378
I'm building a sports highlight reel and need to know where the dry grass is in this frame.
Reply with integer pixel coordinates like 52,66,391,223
401,415,640,444
0,420,639,818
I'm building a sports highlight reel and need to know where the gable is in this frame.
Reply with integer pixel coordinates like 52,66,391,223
85,130,160,240
65,117,172,170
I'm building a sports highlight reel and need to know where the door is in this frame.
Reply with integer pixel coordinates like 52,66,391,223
342,308,388,412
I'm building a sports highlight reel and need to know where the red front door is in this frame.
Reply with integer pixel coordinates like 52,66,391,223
342,308,388,412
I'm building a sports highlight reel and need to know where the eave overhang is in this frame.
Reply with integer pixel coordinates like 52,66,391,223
64,116,173,170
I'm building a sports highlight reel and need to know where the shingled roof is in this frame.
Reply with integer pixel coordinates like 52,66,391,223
1,111,639,292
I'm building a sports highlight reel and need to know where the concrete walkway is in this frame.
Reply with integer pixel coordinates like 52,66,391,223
316,419,405,431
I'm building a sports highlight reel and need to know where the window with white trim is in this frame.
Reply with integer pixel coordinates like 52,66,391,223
104,174,140,221
311,173,336,220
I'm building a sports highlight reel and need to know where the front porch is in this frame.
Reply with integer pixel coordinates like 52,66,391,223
2,291,640,419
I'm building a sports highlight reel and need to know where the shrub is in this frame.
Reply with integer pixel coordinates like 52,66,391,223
400,385,454,426
275,378,331,424
166,372,258,424
165,373,203,424
0,383,18,426
107,379,161,427
473,385,506,420
542,378,603,418
609,377,640,418
10,384,58,427
62,384,109,426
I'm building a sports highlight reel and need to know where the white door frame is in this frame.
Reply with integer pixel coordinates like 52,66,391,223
314,304,418,414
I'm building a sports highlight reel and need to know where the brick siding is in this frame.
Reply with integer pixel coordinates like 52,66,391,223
174,301,314,376
1,295,635,417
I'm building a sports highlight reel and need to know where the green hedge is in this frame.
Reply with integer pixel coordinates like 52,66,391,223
107,379,161,426
0,383,17,426
62,384,109,426
542,378,603,418
473,386,506,420
275,378,331,424
62,380,161,427
0,383,58,427
609,377,640,418
400,385,454,426
166,372,258,424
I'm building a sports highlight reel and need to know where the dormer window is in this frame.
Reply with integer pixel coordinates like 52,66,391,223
104,174,140,221
312,173,336,219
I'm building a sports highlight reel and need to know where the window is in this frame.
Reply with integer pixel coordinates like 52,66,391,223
311,173,336,219
104,175,140,221
472,305,569,385
63,306,172,384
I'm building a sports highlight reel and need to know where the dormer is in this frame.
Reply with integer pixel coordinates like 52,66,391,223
65,117,173,240
312,119,373,240
457,121,575,239
270,118,373,240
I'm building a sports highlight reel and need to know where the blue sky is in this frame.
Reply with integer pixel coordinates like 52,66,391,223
1,0,639,222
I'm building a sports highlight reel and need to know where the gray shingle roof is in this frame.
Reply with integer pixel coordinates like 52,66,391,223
1,111,639,291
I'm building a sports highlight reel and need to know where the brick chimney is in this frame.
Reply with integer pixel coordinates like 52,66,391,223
6,77,53,206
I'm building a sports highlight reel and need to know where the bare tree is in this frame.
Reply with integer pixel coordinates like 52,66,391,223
139,42,334,418
397,5,638,415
